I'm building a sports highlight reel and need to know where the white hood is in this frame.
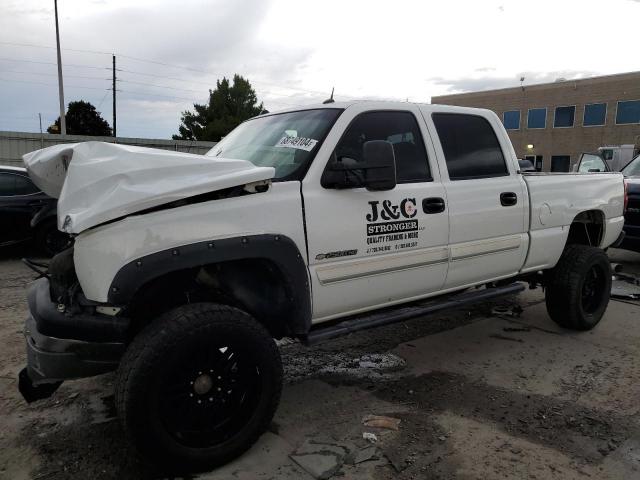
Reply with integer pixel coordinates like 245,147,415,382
23,141,275,234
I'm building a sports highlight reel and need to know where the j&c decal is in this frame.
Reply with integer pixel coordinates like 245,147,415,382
365,199,422,254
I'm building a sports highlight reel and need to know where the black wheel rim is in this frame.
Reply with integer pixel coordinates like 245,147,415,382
581,264,607,314
157,337,262,448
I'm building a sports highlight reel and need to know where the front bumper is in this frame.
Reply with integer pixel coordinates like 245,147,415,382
24,314,124,384
19,278,127,402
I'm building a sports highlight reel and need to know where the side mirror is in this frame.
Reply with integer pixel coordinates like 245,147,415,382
321,140,397,191
362,140,397,190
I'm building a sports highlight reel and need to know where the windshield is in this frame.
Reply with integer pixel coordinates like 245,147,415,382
622,155,640,177
206,108,342,180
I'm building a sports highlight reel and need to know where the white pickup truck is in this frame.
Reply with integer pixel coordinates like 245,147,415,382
19,102,625,472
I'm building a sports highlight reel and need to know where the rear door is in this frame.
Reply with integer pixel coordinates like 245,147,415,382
303,105,450,322
423,109,528,289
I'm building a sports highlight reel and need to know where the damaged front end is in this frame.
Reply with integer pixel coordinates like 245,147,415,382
19,248,129,402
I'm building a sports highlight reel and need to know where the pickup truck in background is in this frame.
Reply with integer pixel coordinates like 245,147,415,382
576,151,639,252
18,102,625,472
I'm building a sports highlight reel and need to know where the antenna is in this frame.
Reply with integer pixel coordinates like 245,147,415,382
520,76,525,91
322,87,335,104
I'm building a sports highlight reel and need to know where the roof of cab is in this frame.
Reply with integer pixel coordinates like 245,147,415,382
256,100,496,118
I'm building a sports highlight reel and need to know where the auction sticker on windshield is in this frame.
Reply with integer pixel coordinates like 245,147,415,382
275,136,318,152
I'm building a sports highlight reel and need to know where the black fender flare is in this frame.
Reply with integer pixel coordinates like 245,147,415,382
107,234,312,335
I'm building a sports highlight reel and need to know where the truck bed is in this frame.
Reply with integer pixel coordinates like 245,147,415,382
520,171,625,273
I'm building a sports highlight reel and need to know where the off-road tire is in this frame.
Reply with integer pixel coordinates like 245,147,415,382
115,303,282,473
545,245,611,330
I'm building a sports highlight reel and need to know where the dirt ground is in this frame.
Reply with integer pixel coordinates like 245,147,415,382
1,245,640,479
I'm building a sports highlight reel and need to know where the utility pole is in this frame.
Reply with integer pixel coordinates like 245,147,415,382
38,113,44,148
112,54,117,138
54,0,66,135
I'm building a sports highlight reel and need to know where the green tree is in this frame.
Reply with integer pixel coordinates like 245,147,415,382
47,100,112,136
173,74,267,141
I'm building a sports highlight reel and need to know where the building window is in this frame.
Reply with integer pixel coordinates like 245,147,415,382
551,155,571,172
502,110,520,130
431,113,508,181
527,108,546,129
616,100,640,125
525,155,544,172
554,106,575,128
583,103,607,126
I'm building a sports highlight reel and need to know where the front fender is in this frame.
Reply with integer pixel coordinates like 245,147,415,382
107,234,312,335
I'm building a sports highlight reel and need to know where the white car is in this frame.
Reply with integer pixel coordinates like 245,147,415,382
19,102,625,472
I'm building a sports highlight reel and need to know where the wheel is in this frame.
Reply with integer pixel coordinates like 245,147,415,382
34,218,73,256
115,303,282,472
545,244,612,330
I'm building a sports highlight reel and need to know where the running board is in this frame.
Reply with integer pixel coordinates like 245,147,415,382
304,282,525,345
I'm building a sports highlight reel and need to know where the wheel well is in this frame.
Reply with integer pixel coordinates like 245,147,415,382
566,210,604,247
125,259,296,339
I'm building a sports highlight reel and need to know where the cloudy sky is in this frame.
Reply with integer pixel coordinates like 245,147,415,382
1,0,638,139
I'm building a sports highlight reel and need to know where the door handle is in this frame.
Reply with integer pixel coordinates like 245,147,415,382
422,197,446,214
500,192,518,206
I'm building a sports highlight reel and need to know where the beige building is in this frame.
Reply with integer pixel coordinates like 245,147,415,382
431,71,640,171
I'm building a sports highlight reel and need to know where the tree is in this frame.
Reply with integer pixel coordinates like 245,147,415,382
48,100,112,136
173,74,267,141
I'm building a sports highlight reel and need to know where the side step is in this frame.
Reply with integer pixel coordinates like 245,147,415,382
304,282,525,345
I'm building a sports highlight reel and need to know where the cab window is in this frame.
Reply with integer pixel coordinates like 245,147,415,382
432,113,508,180
333,111,431,183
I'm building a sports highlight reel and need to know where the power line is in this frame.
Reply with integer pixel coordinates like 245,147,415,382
118,89,198,102
116,68,321,98
0,56,108,70
117,54,350,98
1,43,354,99
115,76,308,106
1,43,405,104
0,41,111,56
96,91,110,110
0,77,108,91
117,88,304,107
118,78,201,93
2,69,109,81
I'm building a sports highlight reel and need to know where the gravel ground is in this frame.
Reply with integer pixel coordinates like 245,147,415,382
1,245,640,479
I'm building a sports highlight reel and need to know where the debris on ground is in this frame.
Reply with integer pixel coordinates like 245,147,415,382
362,414,401,431
503,326,531,333
489,333,524,343
316,352,406,379
289,439,348,479
611,274,640,300
491,304,524,317
362,432,378,443
345,445,378,465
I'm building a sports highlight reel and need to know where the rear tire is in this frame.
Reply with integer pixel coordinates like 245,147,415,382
545,245,611,330
115,303,282,473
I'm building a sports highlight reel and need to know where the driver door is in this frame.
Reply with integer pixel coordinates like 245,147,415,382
302,106,450,322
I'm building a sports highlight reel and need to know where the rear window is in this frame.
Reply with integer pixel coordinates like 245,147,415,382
432,113,508,181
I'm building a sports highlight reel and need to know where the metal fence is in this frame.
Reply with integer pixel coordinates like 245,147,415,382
0,131,217,167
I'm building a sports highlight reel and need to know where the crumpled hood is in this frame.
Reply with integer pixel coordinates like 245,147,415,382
23,141,274,234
